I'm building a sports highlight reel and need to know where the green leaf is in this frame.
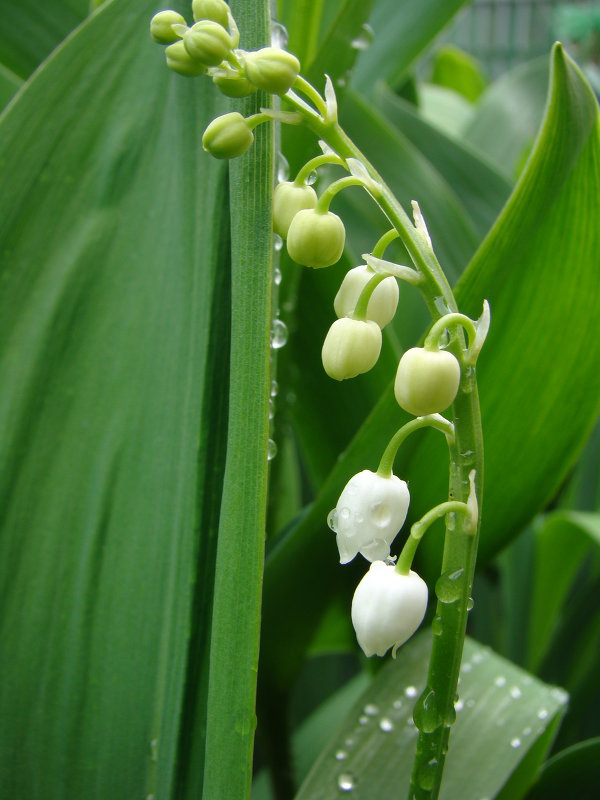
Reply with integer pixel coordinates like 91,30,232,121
295,636,567,799
525,737,600,800
0,0,270,797
462,57,549,180
351,0,470,91
526,512,600,671
430,45,488,103
0,62,22,110
0,0,88,78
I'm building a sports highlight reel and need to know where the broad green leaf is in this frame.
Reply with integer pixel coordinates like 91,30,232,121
526,512,600,671
352,0,470,92
261,45,600,690
462,57,549,180
0,0,271,797
430,45,487,103
296,636,567,799
525,737,600,800
0,0,88,78
417,83,476,138
0,62,22,110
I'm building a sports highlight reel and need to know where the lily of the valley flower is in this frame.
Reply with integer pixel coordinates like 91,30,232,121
331,469,409,563
351,561,428,657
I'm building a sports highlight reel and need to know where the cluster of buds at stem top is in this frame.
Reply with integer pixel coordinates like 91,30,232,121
150,1,301,158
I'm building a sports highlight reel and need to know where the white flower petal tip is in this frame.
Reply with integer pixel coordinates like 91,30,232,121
330,470,409,563
351,562,428,658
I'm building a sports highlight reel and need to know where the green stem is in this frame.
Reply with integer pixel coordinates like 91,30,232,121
372,228,400,259
315,175,365,212
285,77,485,800
377,415,454,479
292,75,328,117
353,273,386,320
396,501,470,576
425,312,477,352
294,153,345,185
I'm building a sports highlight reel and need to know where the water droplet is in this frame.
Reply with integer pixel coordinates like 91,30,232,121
494,676,507,688
358,715,368,725
510,686,522,699
461,662,472,673
523,726,532,736
454,698,464,712
467,596,474,611
273,233,283,252
393,698,403,710
270,379,278,397
271,20,289,49
405,686,417,698
510,738,521,749
338,773,355,792
273,266,282,286
364,703,379,716
379,717,394,732
305,170,318,186
340,507,351,521
351,22,374,50
435,568,464,604
472,651,485,664
537,708,548,720
335,749,348,761
149,738,158,762
270,318,288,349
370,502,391,527
344,737,355,748
327,509,338,532
276,152,289,183
416,758,437,792
268,398,275,420
431,615,443,636
414,688,443,733
267,439,277,461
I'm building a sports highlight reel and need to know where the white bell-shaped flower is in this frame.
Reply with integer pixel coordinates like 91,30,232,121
331,469,409,564
334,265,399,328
351,561,428,657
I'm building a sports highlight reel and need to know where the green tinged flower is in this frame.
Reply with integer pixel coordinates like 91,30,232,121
150,10,187,44
165,41,207,77
192,0,230,27
243,47,300,94
183,20,232,66
286,208,345,268
334,265,399,328
394,347,460,415
321,318,381,380
213,71,257,97
272,182,317,238
202,112,254,159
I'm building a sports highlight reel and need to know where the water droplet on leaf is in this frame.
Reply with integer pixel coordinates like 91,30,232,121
267,438,277,461
270,20,289,49
338,773,355,792
435,569,464,603
351,23,374,50
270,318,288,349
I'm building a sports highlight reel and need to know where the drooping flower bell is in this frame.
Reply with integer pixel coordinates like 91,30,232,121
394,347,460,416
192,0,230,27
286,208,345,268
321,318,381,381
334,265,399,329
202,112,254,159
331,469,409,563
272,182,318,238
183,20,233,66
351,561,428,657
243,47,300,94
150,10,187,44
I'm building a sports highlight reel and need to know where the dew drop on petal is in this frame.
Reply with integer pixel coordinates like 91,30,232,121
327,509,338,532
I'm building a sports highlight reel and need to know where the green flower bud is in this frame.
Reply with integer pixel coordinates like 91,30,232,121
287,209,345,268
322,318,382,380
213,71,257,97
272,182,317,238
184,20,232,66
334,265,399,328
243,47,300,94
202,112,254,159
192,0,230,27
165,41,207,77
394,347,460,415
150,10,187,44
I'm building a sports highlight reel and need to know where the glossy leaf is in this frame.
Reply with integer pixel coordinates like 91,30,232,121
296,635,567,799
525,738,600,800
352,0,470,91
0,0,88,78
0,0,270,797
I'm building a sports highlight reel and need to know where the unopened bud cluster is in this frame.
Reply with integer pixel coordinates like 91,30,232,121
151,1,301,158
